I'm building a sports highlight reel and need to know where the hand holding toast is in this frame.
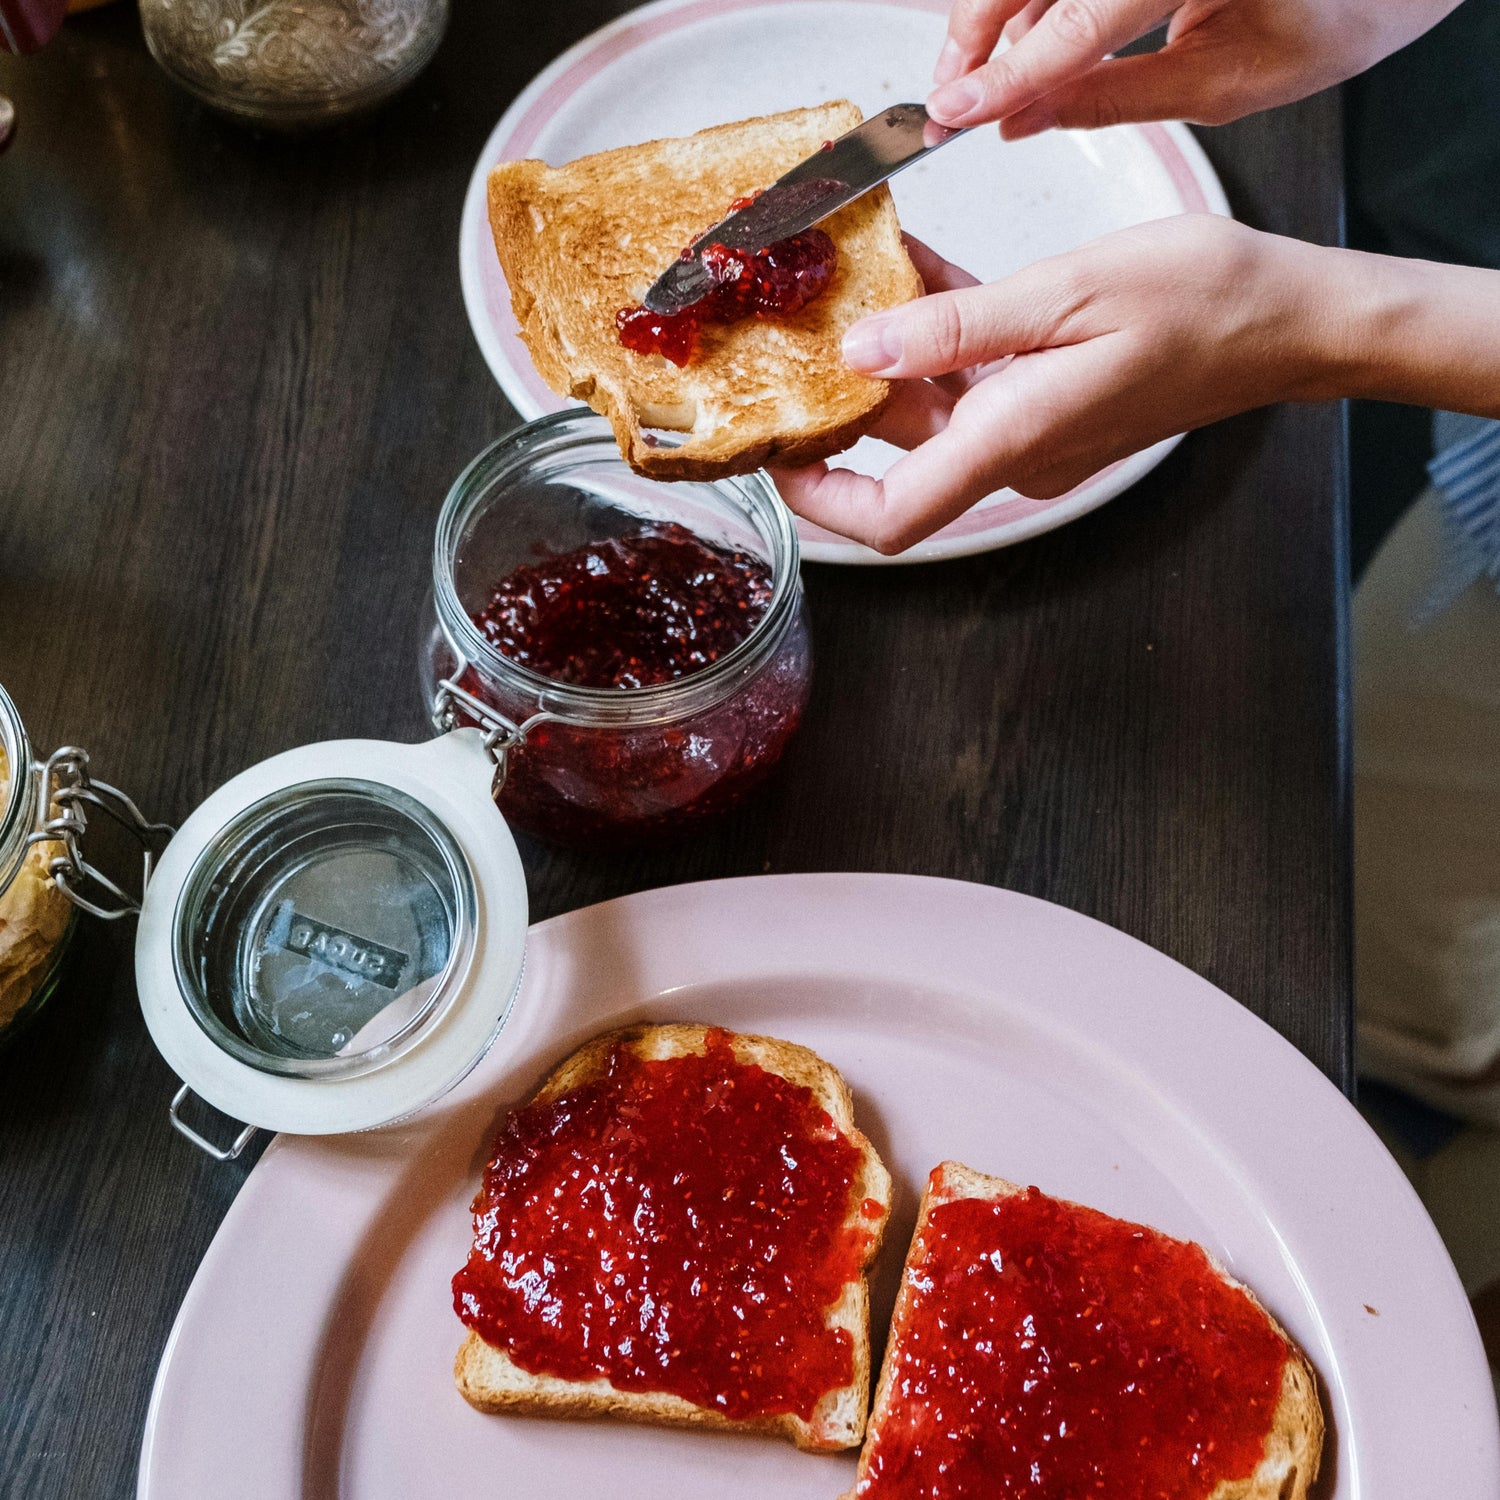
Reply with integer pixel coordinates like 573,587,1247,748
774,216,1337,555
776,216,1500,554
926,0,1463,136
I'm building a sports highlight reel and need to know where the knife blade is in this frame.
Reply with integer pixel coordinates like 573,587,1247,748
642,104,965,315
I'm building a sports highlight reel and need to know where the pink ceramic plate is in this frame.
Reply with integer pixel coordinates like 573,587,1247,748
458,0,1231,566
139,874,1499,1498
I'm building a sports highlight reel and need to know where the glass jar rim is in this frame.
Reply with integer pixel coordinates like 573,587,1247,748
0,683,36,896
170,776,480,1082
431,411,804,726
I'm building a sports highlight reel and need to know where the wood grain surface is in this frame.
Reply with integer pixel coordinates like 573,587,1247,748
0,4,1349,1494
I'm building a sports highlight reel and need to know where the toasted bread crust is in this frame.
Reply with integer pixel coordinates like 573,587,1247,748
850,1162,1325,1500
487,103,922,480
455,1023,892,1452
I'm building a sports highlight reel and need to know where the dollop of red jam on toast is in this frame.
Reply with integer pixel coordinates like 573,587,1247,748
453,1029,874,1422
857,1179,1292,1500
617,222,837,367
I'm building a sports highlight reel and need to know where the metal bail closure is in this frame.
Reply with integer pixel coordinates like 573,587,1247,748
169,1085,260,1162
135,733,529,1151
32,747,175,920
431,661,556,797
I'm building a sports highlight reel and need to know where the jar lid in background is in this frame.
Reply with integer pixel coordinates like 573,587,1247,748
136,731,527,1139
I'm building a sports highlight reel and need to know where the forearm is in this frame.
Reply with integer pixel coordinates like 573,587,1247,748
1305,248,1500,418
788,219,1500,555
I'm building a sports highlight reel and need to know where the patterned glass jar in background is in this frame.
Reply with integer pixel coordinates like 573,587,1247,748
139,0,448,129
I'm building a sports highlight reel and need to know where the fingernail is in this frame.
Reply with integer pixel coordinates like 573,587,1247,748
927,76,981,125
932,38,963,86
842,314,903,373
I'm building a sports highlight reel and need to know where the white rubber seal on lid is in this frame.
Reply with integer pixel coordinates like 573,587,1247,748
135,732,527,1135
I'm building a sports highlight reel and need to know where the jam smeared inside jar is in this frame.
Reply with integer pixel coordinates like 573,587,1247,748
452,1028,874,1422
617,224,838,367
856,1180,1292,1500
471,522,771,689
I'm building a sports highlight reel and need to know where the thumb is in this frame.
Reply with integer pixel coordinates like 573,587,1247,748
927,0,1169,126
842,269,1074,379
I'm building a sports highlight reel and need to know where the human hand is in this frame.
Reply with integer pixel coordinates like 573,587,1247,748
926,0,1462,135
773,218,1344,555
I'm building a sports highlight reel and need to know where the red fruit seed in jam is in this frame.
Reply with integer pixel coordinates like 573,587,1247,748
855,1184,1292,1500
451,1029,874,1422
616,225,837,366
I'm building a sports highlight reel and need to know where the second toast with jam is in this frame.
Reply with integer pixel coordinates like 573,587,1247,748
849,1161,1324,1500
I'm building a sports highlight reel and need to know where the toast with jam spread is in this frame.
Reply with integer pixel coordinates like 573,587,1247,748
452,1023,893,1451
487,102,922,481
849,1162,1325,1500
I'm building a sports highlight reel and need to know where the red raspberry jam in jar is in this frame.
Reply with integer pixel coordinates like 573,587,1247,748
452,1027,876,1422
616,226,838,366
469,522,772,689
421,412,812,848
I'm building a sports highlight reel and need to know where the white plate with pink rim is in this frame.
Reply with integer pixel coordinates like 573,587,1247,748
458,0,1231,566
138,873,1498,1499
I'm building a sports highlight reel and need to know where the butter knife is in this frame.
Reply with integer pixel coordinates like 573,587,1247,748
642,104,966,315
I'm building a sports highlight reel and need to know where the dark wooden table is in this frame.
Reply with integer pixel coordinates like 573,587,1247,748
0,3,1349,1494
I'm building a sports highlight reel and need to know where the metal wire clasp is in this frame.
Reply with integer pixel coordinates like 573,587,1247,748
169,1085,259,1162
432,667,554,796
29,747,174,920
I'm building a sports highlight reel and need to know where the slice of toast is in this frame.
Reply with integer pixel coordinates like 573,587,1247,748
454,1023,893,1451
849,1162,1324,1500
488,102,922,481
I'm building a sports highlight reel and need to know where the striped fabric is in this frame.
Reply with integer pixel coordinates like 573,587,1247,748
1430,418,1500,586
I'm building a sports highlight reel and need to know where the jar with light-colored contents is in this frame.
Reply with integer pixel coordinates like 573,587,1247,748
139,0,448,130
418,412,814,850
0,687,74,1039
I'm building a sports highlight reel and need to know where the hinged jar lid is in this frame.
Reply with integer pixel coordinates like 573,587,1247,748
135,730,526,1140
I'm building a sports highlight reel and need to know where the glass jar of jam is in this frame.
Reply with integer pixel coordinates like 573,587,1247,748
419,411,813,848
0,684,74,1040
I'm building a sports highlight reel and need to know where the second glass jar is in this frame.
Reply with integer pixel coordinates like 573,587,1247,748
420,412,813,849
0,685,74,1041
